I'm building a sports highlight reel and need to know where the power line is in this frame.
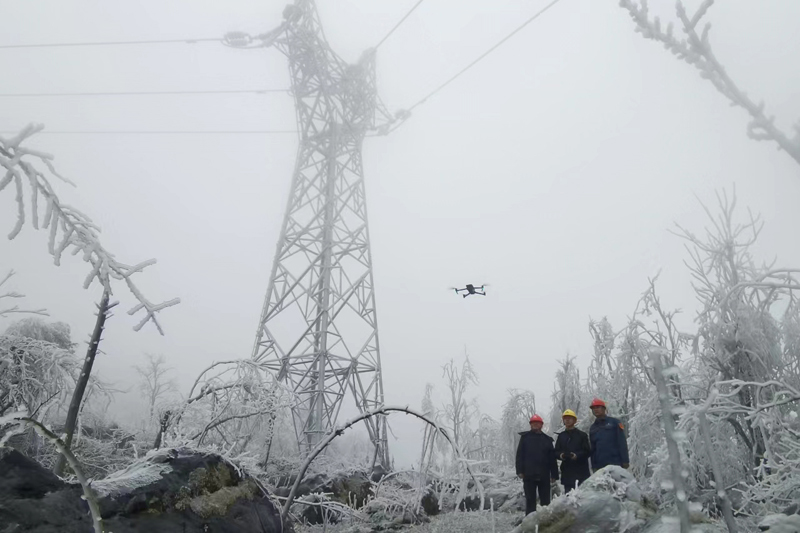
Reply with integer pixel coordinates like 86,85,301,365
407,0,564,112
0,130,296,135
374,0,425,50
0,89,288,97
0,37,221,50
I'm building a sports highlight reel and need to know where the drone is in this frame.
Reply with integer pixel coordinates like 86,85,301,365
451,284,488,298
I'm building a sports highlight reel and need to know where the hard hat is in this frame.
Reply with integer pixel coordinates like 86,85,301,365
562,409,577,419
590,398,606,408
529,414,544,423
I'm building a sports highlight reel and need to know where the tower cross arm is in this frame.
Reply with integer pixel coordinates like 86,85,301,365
223,22,288,50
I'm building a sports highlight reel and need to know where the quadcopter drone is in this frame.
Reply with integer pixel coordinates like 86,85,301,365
451,284,488,298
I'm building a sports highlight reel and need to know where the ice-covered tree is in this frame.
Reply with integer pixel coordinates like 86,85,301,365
4,317,74,351
500,388,537,466
0,334,76,419
548,355,582,432
1,124,180,474
134,353,177,423
441,354,478,451
168,359,290,459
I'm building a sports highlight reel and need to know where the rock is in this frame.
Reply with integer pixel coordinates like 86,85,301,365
641,516,726,533
287,469,374,525
0,447,288,532
0,449,90,532
510,466,659,533
759,514,800,532
783,504,800,516
370,464,388,483
420,486,442,516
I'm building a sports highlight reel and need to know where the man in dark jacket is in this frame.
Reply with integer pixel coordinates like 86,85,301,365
554,409,591,493
589,398,630,471
516,414,558,515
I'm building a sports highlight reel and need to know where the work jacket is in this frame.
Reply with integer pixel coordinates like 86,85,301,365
589,416,629,470
554,428,591,483
516,430,559,480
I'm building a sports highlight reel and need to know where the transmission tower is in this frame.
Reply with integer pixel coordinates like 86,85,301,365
226,0,394,465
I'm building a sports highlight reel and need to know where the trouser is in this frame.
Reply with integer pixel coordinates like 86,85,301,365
561,477,584,494
522,476,551,515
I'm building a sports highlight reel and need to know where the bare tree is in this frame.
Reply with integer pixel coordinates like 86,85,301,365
548,354,582,431
134,354,177,422
500,388,536,465
54,289,116,476
441,353,478,450
620,0,800,166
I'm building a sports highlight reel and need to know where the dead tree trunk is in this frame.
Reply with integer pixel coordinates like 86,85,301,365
54,289,115,476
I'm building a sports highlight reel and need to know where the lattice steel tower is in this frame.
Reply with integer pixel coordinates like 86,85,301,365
226,0,392,464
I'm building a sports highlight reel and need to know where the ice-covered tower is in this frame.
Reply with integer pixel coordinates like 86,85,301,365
227,0,389,465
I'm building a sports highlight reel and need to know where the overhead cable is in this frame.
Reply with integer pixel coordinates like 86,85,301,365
0,130,297,135
374,0,425,50
0,37,220,50
0,89,288,97
407,0,563,112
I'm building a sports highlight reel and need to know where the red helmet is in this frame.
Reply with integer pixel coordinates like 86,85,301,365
590,398,606,408
529,414,544,423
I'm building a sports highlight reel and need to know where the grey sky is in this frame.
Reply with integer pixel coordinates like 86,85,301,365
2,0,800,466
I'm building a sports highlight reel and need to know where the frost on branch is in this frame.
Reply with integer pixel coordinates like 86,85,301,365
0,124,179,333
619,0,800,166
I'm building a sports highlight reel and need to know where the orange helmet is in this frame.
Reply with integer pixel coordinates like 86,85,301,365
590,398,606,408
529,414,544,423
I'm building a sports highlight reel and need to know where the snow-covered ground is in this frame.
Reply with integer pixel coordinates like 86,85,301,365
295,510,519,533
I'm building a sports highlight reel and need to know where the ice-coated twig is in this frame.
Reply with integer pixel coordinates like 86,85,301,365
0,124,179,333
0,269,47,317
620,0,800,166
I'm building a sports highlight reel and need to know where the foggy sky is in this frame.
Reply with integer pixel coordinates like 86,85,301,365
2,0,800,466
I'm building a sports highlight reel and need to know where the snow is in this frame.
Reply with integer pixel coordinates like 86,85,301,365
92,450,174,498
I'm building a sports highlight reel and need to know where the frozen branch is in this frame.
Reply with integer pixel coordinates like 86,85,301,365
620,0,800,166
0,124,179,334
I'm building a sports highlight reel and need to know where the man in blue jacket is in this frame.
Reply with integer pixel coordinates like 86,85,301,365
516,414,558,515
589,398,630,471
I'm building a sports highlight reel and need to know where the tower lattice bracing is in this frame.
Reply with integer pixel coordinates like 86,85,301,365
241,0,390,464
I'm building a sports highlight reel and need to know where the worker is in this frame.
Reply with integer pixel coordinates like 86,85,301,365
516,414,558,515
554,409,591,492
589,398,630,471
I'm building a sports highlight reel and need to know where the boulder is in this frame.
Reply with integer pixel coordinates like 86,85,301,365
509,466,658,533
0,447,288,532
284,469,374,525
507,466,733,533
